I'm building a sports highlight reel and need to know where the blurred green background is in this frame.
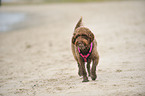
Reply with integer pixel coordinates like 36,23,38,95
2,0,123,5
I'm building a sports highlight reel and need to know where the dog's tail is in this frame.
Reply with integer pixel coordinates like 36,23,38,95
74,17,83,30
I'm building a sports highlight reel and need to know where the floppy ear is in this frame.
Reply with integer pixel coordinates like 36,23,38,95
72,32,76,44
88,32,94,43
72,36,75,44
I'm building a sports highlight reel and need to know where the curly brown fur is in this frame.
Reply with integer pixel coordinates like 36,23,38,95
71,17,99,82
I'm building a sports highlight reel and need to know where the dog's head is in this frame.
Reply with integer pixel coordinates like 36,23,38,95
72,27,94,50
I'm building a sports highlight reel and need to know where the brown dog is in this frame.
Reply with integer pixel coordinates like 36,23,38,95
71,17,99,82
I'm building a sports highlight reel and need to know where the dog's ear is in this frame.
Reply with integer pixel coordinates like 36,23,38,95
72,36,75,44
72,32,79,44
88,32,94,43
72,33,76,44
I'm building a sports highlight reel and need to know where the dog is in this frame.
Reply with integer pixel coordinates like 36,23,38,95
71,17,99,82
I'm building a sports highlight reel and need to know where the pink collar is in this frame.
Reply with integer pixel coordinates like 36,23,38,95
78,42,93,62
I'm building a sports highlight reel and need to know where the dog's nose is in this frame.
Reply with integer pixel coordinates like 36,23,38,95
78,43,83,47
78,42,82,45
78,43,85,50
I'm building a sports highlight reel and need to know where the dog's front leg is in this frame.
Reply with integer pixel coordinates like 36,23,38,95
87,59,91,77
91,59,99,80
78,63,82,77
79,61,89,82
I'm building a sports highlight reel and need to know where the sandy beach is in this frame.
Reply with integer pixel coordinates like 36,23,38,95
0,1,145,96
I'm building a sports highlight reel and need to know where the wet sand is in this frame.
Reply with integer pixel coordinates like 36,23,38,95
0,1,145,96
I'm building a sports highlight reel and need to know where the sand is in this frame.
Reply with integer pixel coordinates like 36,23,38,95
0,1,145,96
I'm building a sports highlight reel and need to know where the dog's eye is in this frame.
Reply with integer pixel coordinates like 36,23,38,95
82,34,87,37
75,35,80,39
82,35,88,40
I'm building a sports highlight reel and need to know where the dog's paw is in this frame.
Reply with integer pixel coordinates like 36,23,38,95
82,79,89,82
82,77,89,82
91,74,97,81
